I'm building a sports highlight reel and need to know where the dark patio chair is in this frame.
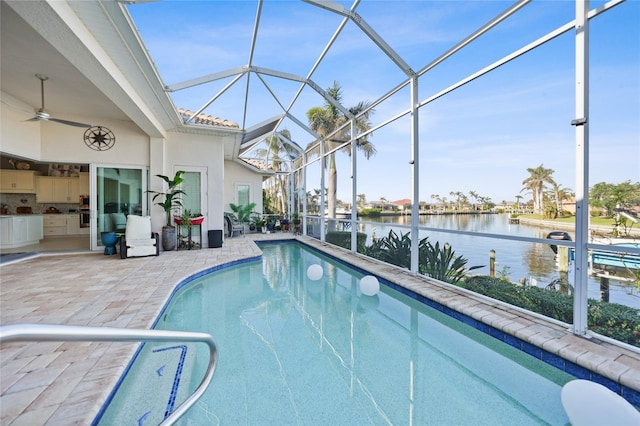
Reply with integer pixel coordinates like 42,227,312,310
224,214,245,237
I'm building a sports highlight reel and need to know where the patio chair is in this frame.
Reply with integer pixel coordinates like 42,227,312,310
224,213,245,237
119,215,160,259
110,212,127,233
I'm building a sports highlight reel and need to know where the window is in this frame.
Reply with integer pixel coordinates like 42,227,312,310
237,184,250,206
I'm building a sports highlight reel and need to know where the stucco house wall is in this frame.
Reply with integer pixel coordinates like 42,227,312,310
223,160,265,216
164,131,226,236
0,92,42,159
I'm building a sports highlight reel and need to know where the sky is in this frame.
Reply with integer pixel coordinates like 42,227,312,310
127,0,639,205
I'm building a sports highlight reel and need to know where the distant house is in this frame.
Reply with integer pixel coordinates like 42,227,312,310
561,197,577,215
392,199,412,212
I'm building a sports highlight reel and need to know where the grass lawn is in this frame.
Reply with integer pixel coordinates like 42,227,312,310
518,214,616,226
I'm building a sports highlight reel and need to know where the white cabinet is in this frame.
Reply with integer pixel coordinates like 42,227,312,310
43,214,83,236
10,217,27,245
66,214,81,235
0,215,43,248
36,177,80,203
0,217,10,246
79,172,89,195
43,214,67,236
69,179,79,201
0,170,39,193
27,217,43,241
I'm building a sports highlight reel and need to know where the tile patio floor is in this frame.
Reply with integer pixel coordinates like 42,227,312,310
1,233,639,425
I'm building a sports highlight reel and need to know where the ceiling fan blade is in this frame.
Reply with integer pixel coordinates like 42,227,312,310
49,117,92,128
26,74,92,128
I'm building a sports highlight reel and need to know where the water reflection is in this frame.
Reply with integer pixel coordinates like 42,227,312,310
523,235,557,280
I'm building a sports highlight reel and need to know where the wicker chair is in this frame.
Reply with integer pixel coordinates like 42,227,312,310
224,213,245,237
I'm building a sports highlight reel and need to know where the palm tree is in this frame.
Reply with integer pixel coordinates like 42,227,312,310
449,191,467,211
515,194,523,211
468,190,479,211
256,130,293,215
521,164,556,214
357,193,367,209
546,182,572,216
431,194,442,211
307,189,321,214
306,81,375,227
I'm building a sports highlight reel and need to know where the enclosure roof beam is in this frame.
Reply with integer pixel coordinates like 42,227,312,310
166,66,247,92
303,0,414,76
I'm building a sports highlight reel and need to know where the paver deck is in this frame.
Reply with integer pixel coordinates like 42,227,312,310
1,234,639,425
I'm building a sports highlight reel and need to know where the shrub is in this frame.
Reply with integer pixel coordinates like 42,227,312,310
461,276,639,346
359,208,382,217
419,240,483,284
361,230,482,285
326,231,367,251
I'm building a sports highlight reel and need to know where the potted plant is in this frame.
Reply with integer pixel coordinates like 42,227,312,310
147,170,186,251
177,209,193,249
174,209,202,250
254,217,266,233
229,202,256,233
174,210,204,225
248,213,261,232
281,216,290,231
292,212,301,235
266,219,275,233
229,203,256,224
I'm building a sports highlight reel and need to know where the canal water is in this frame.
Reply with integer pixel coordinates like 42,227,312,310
355,213,640,308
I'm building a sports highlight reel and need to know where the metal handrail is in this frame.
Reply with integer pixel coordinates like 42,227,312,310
0,323,218,426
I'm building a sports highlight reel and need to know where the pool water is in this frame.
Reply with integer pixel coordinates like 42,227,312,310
98,242,574,425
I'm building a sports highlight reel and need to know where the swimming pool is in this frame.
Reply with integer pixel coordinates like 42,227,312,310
97,241,575,425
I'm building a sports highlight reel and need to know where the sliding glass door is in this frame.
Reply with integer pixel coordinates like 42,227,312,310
90,165,148,251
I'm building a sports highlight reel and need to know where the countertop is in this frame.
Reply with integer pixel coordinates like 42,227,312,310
0,214,44,218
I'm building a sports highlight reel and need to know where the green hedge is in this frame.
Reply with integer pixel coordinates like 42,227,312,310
359,208,381,217
326,231,367,251
461,276,640,346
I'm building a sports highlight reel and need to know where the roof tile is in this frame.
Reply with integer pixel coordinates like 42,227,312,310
178,108,239,128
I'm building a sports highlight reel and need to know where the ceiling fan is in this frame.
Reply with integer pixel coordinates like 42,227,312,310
26,74,92,128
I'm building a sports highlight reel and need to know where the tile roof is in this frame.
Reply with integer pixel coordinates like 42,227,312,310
238,157,274,172
178,108,239,128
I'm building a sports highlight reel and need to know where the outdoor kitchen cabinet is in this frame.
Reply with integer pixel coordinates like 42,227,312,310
79,172,89,195
42,214,84,236
43,214,67,236
0,170,40,194
0,215,43,248
36,176,80,203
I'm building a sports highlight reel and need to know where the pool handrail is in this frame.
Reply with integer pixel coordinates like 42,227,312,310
0,323,218,425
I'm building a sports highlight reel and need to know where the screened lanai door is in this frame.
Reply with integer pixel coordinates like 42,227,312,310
90,165,148,251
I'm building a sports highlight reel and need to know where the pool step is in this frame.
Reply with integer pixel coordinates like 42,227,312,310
99,342,197,425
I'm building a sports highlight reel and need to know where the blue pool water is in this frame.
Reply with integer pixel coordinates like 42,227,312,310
98,242,575,425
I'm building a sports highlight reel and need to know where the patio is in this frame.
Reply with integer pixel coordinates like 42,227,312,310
1,233,639,425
